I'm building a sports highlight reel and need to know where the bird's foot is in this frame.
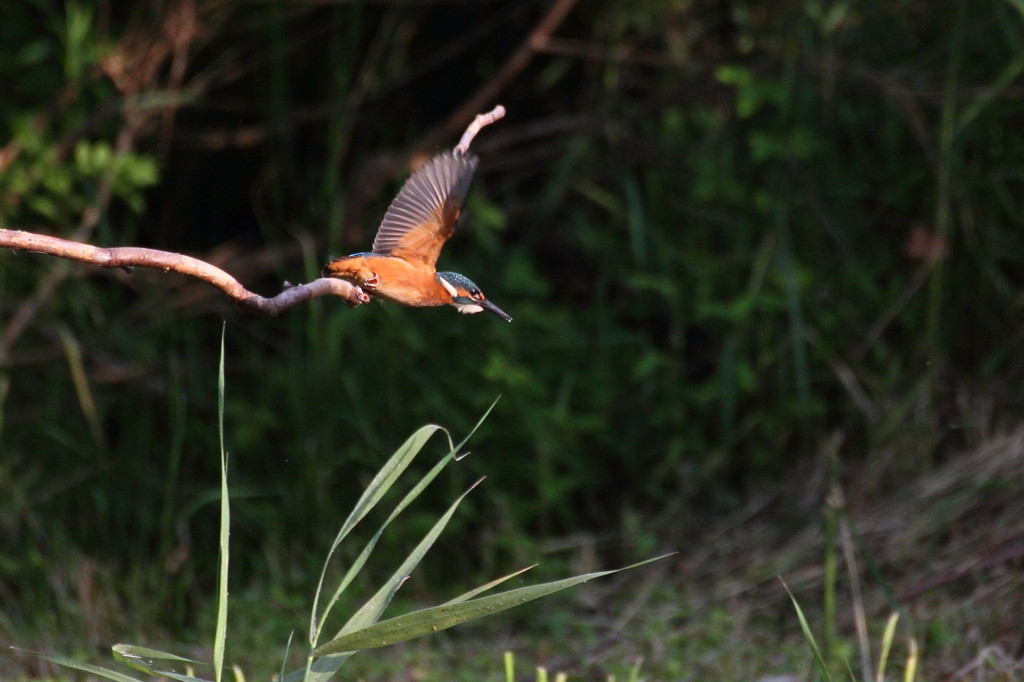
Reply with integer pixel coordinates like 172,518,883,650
346,286,371,307
362,274,380,288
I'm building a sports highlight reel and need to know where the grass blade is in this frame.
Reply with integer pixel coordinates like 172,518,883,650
214,325,230,682
298,478,484,682
876,612,899,682
316,399,497,630
279,631,294,682
316,434,460,640
113,644,200,664
781,578,833,681
441,564,538,605
56,325,104,446
26,651,145,682
309,424,448,645
113,656,209,682
337,478,487,635
903,638,919,682
313,555,670,656
956,50,1024,135
628,656,644,682
504,651,514,682
453,395,501,454
113,644,208,678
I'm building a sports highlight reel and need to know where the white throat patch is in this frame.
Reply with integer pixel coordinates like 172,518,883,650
453,303,484,315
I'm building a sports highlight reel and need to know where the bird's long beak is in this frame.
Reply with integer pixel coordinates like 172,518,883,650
481,299,513,322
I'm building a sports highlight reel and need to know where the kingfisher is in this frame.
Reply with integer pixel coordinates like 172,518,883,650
323,151,512,322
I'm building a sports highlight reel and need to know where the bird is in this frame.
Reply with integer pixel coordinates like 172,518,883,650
323,150,512,322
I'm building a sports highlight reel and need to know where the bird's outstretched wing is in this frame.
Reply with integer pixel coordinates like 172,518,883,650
371,152,479,267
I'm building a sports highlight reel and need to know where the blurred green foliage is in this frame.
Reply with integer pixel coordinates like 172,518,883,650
2,0,1023,643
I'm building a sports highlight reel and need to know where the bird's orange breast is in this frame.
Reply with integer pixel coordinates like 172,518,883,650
324,254,452,307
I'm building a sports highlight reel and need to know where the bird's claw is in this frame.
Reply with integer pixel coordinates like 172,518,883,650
346,286,371,308
362,274,380,288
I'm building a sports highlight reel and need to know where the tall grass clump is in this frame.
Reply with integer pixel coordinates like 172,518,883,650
20,330,662,680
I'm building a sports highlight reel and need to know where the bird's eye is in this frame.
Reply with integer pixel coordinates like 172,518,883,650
470,288,482,299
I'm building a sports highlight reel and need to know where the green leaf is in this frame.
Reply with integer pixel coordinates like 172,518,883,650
338,479,485,634
313,555,671,656
903,638,919,682
441,564,537,606
26,194,58,220
110,644,209,682
289,404,499,682
112,644,200,666
279,631,294,682
309,423,451,644
714,64,751,87
22,651,144,682
295,479,485,682
64,2,94,81
781,578,833,681
876,612,899,682
453,396,501,454
120,153,160,187
314,434,461,643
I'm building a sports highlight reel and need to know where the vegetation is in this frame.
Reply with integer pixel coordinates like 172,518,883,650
2,0,1023,678
28,349,661,681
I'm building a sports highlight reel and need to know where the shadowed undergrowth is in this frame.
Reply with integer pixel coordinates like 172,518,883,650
7,424,1023,680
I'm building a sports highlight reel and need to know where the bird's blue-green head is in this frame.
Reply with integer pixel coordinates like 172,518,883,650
437,271,512,322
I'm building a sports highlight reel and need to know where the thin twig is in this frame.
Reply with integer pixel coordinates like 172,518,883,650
855,260,933,359
454,105,506,155
837,503,872,682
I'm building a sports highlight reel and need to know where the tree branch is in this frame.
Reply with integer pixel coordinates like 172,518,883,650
0,108,507,319
0,228,370,316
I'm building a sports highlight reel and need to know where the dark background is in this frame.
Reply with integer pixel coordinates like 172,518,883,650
2,0,1023,677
